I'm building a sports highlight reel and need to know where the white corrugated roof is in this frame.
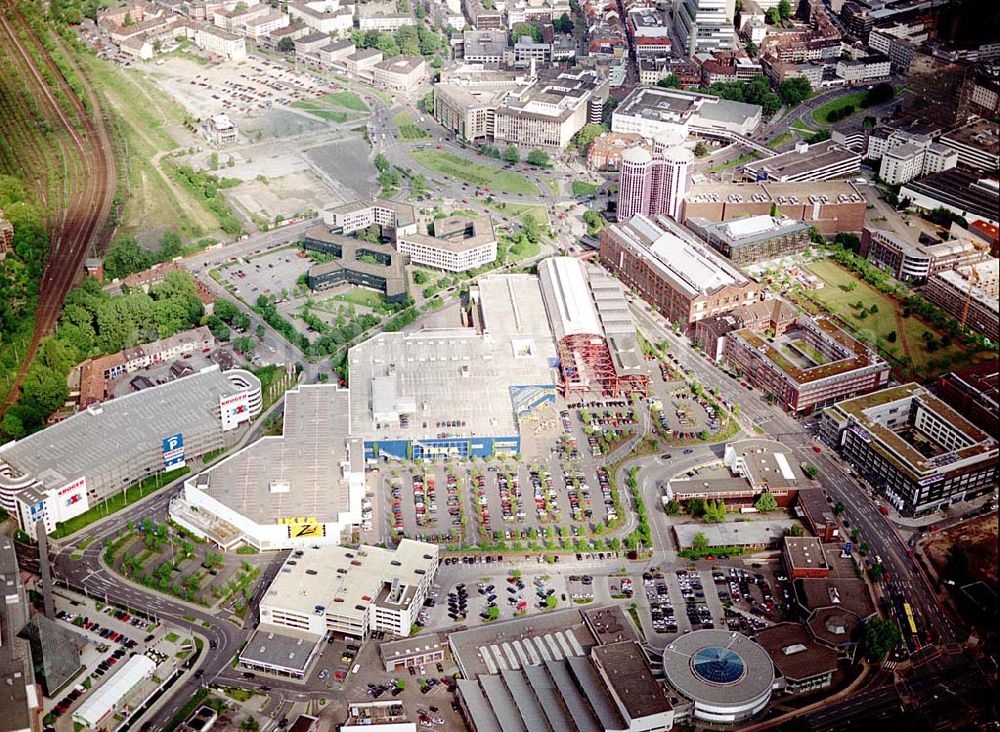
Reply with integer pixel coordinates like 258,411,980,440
539,258,602,341
74,655,156,726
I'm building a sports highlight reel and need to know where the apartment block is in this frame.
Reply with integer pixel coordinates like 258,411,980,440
923,259,999,343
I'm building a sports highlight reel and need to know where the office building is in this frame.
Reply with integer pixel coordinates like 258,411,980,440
834,54,891,83
628,8,673,58
493,68,607,149
936,363,999,438
462,29,508,63
396,215,497,272
617,137,693,221
923,259,999,343
599,214,760,329
433,82,509,143
756,623,837,694
255,540,438,640
743,141,862,183
661,630,773,723
900,169,1000,226
0,538,36,732
879,138,957,186
682,180,867,235
302,227,408,303
936,118,1000,172
781,537,830,579
859,225,991,283
686,215,811,265
694,297,798,362
373,55,428,92
723,315,890,415
675,0,737,57
612,86,762,141
821,384,998,516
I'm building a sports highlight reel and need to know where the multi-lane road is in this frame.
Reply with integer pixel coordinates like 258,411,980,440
628,298,959,647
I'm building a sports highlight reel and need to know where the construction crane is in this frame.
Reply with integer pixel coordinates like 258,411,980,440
959,266,981,329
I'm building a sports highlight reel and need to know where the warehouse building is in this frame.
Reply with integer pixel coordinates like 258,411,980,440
538,257,648,397
661,630,774,724
348,273,557,460
743,141,862,183
821,384,998,516
396,215,497,272
682,181,867,236
73,655,156,729
599,214,760,330
2,367,261,538
686,215,812,265
673,520,800,551
170,385,364,551
722,316,890,415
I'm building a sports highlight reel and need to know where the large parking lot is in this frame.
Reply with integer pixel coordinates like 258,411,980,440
215,247,310,304
145,54,340,118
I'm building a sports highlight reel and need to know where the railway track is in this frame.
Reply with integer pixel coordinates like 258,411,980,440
0,3,116,416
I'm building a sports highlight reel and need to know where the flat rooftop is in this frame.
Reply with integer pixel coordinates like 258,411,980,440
783,537,829,572
263,539,437,619
608,215,755,299
240,625,319,674
755,623,838,682
827,383,997,474
0,367,252,491
402,215,496,253
348,275,556,442
591,642,672,720
939,118,1000,158
581,605,640,646
901,169,999,223
674,519,800,548
448,608,597,678
732,316,886,385
684,180,865,207
188,385,360,525
730,438,810,489
661,630,774,708
745,141,860,180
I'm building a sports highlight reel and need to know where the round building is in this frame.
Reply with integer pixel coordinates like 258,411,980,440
662,629,774,724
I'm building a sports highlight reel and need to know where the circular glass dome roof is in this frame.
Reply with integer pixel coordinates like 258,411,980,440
691,646,746,685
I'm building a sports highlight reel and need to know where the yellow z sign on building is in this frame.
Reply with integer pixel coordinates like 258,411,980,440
278,517,326,539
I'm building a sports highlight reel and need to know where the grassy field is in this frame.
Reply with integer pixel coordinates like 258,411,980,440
290,100,348,122
80,56,220,238
708,151,760,173
571,181,598,196
791,118,816,132
393,112,429,140
323,90,368,112
811,91,867,125
330,288,387,309
767,131,795,149
412,150,538,195
804,259,973,374
486,200,550,227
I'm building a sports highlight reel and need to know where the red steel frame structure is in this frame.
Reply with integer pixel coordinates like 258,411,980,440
557,333,649,397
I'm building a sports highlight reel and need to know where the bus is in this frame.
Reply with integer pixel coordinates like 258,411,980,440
903,602,918,635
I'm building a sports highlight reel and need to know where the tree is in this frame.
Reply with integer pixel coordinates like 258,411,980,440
862,617,902,662
745,41,757,56
784,524,805,537
234,336,255,354
277,36,295,53
692,532,709,553
887,330,897,343
526,149,549,167
778,0,791,19
374,153,390,172
693,141,709,157
571,123,608,152
656,74,681,89
665,499,681,516
868,562,884,581
833,501,845,515
802,463,819,479
503,145,520,164
512,21,543,42
755,491,778,513
766,6,781,23
104,237,155,279
553,12,573,32
685,498,706,517
778,77,812,106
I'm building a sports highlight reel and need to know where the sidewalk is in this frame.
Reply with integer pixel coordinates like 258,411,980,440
885,492,995,530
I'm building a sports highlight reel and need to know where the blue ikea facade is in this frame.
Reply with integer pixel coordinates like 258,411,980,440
364,384,555,461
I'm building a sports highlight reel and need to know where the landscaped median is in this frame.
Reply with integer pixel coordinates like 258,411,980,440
49,466,190,539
